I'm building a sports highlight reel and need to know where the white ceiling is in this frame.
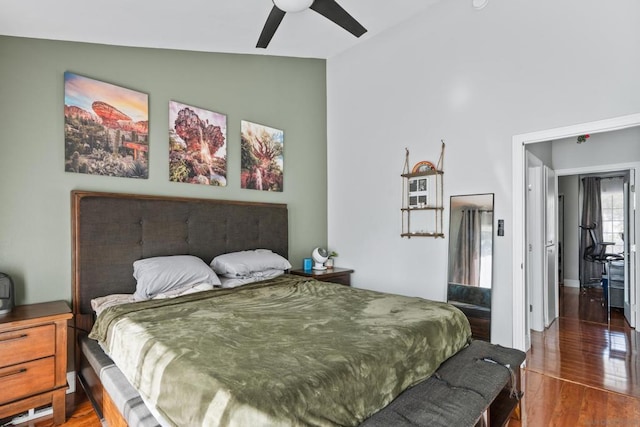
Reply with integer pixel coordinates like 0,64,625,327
0,0,440,59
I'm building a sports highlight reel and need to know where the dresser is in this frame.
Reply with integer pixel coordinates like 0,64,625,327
0,301,72,425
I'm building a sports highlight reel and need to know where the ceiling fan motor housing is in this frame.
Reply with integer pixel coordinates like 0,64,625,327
273,0,314,13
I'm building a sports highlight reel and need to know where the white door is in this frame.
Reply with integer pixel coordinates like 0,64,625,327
624,171,636,327
545,166,558,326
526,152,544,332
558,195,565,286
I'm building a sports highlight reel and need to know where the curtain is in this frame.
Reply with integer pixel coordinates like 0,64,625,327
580,177,604,287
452,209,482,286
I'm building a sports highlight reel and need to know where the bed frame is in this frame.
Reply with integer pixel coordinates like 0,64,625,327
71,190,288,423
71,190,524,427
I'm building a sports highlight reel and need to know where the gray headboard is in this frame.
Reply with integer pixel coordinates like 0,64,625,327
71,191,288,323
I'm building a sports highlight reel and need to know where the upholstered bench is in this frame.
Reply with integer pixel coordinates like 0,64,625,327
362,340,526,427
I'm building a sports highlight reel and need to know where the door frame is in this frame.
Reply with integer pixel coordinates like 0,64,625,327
512,112,640,351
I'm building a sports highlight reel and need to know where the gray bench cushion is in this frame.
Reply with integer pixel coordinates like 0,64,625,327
362,340,525,427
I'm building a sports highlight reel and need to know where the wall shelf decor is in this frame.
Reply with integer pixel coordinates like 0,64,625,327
401,142,445,238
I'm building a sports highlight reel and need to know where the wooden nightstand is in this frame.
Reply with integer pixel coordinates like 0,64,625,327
290,267,354,286
0,301,72,425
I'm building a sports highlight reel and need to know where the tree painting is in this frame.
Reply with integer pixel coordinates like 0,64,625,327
64,72,149,178
169,101,227,186
240,120,284,192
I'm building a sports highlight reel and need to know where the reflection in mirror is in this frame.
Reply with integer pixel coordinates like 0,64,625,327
448,194,494,288
447,193,494,341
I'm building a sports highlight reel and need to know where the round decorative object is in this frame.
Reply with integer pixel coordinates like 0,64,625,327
273,0,314,13
311,247,328,270
472,0,489,10
411,161,436,173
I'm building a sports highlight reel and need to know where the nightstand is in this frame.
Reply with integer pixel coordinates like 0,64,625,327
290,267,354,286
0,301,73,425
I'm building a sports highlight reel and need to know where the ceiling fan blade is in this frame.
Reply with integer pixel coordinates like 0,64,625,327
309,0,367,38
257,6,287,48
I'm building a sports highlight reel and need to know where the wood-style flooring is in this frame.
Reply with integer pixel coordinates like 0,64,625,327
7,285,640,426
509,285,640,426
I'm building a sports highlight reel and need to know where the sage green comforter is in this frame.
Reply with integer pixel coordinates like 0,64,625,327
90,275,471,426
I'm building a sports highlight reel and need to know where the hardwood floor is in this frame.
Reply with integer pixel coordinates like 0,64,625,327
509,285,640,426
1,389,100,427
7,285,640,426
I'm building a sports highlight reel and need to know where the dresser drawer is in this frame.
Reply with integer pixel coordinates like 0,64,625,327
0,357,55,404
0,324,55,367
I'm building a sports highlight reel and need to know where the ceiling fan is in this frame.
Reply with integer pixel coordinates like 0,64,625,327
257,0,367,49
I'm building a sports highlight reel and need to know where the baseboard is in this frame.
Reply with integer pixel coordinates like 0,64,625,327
563,279,580,288
67,370,76,394
6,407,53,425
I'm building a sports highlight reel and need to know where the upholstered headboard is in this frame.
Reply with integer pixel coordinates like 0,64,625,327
71,191,288,325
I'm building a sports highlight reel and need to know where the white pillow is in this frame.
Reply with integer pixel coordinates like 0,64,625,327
152,282,216,299
133,255,221,301
219,269,285,288
210,249,291,278
91,294,135,316
91,283,218,316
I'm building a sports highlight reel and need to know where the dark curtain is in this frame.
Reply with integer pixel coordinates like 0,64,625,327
452,209,481,286
580,177,604,287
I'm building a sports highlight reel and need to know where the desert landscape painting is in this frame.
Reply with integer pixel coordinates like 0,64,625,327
169,101,227,186
64,72,149,178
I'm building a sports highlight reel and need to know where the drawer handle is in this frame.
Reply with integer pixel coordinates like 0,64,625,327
0,368,27,379
0,333,28,343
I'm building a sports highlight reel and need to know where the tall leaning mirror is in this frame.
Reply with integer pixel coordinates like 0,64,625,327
447,193,494,341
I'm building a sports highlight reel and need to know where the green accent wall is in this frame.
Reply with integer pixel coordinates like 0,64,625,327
0,36,327,305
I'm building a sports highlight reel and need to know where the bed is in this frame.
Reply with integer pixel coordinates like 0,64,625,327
72,191,520,427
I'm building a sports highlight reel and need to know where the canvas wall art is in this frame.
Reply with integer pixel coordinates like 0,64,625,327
169,101,227,186
64,72,149,178
240,120,284,192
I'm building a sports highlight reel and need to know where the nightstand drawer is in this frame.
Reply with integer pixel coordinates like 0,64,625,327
326,274,351,286
290,267,354,286
0,357,55,404
0,324,56,367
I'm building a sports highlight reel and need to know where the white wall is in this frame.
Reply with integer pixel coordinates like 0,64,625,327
327,0,640,346
558,175,580,286
527,142,553,167
552,126,640,170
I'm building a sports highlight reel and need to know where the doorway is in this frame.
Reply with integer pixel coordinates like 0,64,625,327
557,169,635,326
557,170,636,320
512,113,640,351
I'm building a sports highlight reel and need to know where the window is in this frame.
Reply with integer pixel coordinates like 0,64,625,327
601,177,624,255
479,211,493,288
